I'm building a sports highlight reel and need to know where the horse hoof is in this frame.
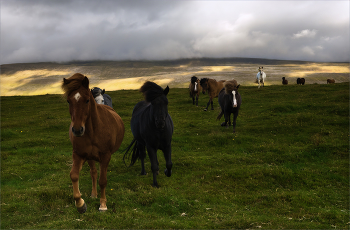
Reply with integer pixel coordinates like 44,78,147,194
164,169,172,177
77,202,87,214
204,109,207,111
99,206,108,212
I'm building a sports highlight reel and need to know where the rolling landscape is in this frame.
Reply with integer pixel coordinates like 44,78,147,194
1,58,349,96
1,58,349,229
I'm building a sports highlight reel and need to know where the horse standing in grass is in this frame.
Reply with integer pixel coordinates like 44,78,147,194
256,67,266,88
189,76,202,106
327,79,335,84
282,77,288,85
217,80,242,133
62,73,125,213
297,78,305,85
91,87,113,108
123,81,173,188
200,78,226,111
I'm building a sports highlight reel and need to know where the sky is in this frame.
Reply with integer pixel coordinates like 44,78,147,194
1,0,349,64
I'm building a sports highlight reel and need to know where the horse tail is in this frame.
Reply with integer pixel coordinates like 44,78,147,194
122,138,139,167
216,110,224,120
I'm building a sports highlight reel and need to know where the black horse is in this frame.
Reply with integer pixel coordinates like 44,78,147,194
217,80,242,133
123,81,173,187
91,87,113,108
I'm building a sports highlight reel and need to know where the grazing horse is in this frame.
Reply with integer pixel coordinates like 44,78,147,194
189,76,202,106
282,77,288,85
217,80,242,133
91,87,113,108
327,79,335,84
123,81,173,188
256,67,266,88
200,78,226,111
297,78,305,85
62,73,125,213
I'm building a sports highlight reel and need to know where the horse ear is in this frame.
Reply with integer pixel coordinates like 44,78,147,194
63,78,69,85
237,84,240,89
82,76,89,89
164,86,169,96
102,89,105,94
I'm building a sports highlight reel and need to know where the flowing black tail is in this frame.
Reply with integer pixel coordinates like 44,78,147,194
121,138,139,167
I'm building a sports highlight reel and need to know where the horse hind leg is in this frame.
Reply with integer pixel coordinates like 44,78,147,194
211,100,214,110
98,153,111,212
139,143,147,175
88,160,98,198
196,93,199,106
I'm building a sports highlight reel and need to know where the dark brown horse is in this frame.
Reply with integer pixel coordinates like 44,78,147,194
327,79,335,84
282,77,288,85
189,76,202,106
62,73,125,213
217,80,242,133
200,78,226,111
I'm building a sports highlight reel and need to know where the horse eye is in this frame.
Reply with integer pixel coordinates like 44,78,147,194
86,99,90,104
67,100,70,104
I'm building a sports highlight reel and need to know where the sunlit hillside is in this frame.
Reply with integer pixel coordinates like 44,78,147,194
1,58,349,96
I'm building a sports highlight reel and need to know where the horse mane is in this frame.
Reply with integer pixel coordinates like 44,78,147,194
224,80,239,94
191,76,198,84
62,73,89,98
200,78,208,85
140,81,164,102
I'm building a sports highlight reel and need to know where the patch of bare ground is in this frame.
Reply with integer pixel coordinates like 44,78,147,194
1,58,348,96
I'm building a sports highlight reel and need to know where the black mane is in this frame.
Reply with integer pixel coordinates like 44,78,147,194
191,76,198,84
140,81,165,102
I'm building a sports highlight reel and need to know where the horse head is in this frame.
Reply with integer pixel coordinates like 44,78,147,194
140,81,170,130
91,87,106,105
63,74,92,137
200,78,208,94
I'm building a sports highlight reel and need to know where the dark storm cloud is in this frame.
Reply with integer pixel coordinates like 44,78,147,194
1,0,349,64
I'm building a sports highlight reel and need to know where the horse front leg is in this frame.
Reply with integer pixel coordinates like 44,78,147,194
98,153,111,212
232,111,239,133
196,93,199,106
211,99,214,110
163,144,172,177
147,146,159,187
87,160,98,198
204,98,211,111
70,153,87,213
192,95,195,105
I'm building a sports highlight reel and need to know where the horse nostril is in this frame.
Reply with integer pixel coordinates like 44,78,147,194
80,127,84,133
72,127,75,133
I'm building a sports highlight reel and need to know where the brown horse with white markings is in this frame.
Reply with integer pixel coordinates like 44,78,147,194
200,78,226,111
189,76,202,106
62,73,125,213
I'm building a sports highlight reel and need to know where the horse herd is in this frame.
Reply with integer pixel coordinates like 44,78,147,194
62,69,336,214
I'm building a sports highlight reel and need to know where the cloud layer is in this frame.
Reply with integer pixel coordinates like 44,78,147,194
1,0,349,64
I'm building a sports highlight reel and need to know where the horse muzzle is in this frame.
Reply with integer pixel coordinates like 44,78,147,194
72,126,85,137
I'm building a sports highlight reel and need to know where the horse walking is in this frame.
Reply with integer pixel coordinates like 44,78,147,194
91,87,113,108
62,73,125,213
217,80,242,133
256,66,266,88
189,76,202,106
123,81,173,188
200,78,226,111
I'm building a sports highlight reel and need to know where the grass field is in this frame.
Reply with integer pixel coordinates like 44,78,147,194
1,82,349,229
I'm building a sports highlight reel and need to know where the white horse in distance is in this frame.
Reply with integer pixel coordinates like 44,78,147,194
256,67,266,88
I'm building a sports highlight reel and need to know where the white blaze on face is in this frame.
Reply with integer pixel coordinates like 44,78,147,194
95,94,104,104
194,82,197,91
74,92,81,102
232,91,237,107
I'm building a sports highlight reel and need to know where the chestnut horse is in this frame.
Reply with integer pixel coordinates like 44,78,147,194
189,76,202,106
200,78,226,111
62,73,125,213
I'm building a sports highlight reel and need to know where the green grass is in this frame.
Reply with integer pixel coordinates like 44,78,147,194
1,83,349,229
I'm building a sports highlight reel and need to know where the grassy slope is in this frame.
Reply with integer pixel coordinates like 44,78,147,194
1,83,349,229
